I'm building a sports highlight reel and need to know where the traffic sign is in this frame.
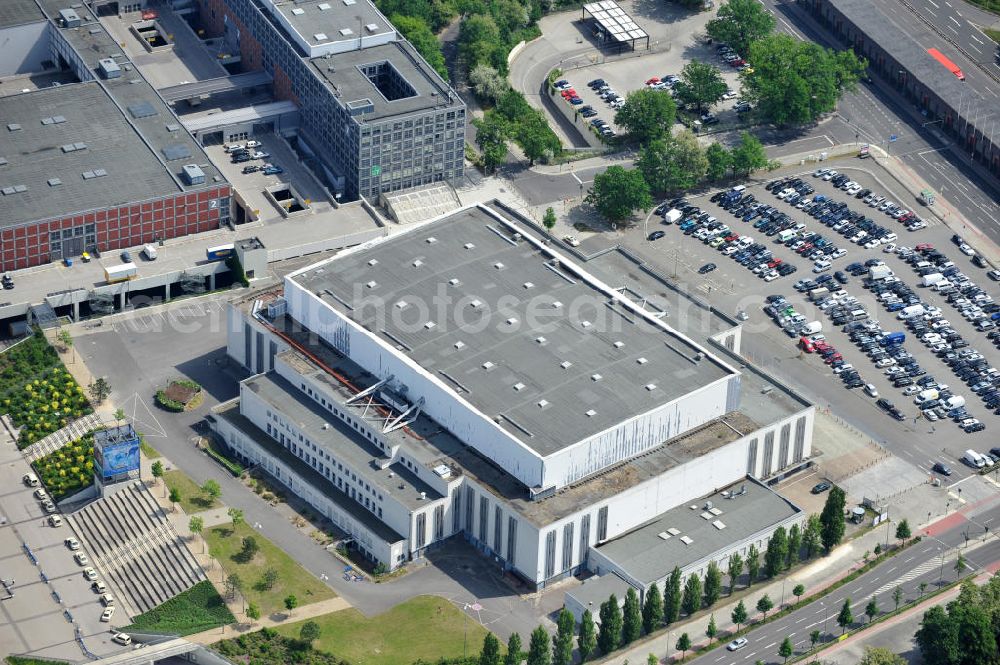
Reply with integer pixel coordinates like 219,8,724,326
371,165,381,177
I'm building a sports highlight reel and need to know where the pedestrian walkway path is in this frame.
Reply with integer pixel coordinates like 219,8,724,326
183,596,353,645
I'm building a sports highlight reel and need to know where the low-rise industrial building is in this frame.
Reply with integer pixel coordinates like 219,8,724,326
213,202,815,589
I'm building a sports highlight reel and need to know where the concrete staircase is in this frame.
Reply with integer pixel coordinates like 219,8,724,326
68,482,206,617
22,413,102,463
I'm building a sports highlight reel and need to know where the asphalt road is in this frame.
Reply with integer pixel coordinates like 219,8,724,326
684,497,1000,665
901,0,1000,85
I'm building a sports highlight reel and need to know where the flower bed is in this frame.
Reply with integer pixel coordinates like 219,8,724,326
8,367,92,448
31,432,96,502
155,379,202,412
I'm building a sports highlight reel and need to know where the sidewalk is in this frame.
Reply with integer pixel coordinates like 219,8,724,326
183,595,353,645
600,525,896,664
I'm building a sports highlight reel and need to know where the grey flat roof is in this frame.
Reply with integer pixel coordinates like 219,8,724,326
826,0,999,124
292,205,734,456
0,83,184,228
268,0,390,51
216,405,406,544
310,41,462,121
0,0,44,28
595,478,800,585
244,372,443,509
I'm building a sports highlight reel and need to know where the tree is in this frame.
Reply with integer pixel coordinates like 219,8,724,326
459,15,503,70
803,514,822,558
284,594,298,616
114,407,126,422
543,207,557,231
527,625,551,665
89,377,112,403
786,524,802,568
820,487,847,552
746,544,761,586
731,599,748,632
480,633,502,665
952,603,998,665
859,646,906,665
865,597,879,624
764,526,788,578
585,166,652,223
642,581,664,634
189,515,204,551
792,584,805,603
779,636,793,663
151,460,164,493
682,573,703,616
552,608,574,665
246,602,260,627
240,535,259,562
705,613,718,644
202,479,222,501
505,633,523,665
391,14,447,80
514,111,560,166
727,553,743,595
743,34,867,126
228,507,244,530
622,587,641,644
919,582,928,598
675,633,691,658
674,61,728,113
577,610,596,662
168,487,181,511
665,567,682,624
705,142,731,181
895,519,912,546
263,567,279,590
730,132,770,178
299,620,321,644
706,0,776,56
597,595,622,654
809,629,820,648
470,63,508,103
57,328,73,355
955,553,967,579
225,573,242,601
893,586,903,611
916,605,960,665
837,598,853,634
636,129,708,195
473,111,509,175
647,654,657,665
704,561,722,608
756,594,773,621
614,88,677,144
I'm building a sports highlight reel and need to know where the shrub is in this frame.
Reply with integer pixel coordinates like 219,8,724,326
126,580,235,636
32,432,96,501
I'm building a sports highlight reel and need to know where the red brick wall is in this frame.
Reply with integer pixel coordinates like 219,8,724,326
273,65,300,105
198,0,262,72
0,186,230,273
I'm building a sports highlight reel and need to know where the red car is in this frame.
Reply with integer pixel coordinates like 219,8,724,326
916,243,934,251
768,259,783,268
729,58,746,67
645,77,660,85
799,337,815,353
561,89,577,98
824,352,843,364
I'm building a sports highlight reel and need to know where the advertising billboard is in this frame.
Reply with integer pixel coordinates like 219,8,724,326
93,425,141,482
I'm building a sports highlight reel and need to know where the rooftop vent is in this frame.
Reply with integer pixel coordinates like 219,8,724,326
291,7,305,14
368,258,378,266
394,301,407,309
535,336,546,344
713,520,726,530
365,23,379,32
7,124,22,132
585,409,597,417
0,158,6,166
412,259,423,267
365,280,377,289
513,382,525,391
679,535,694,545
644,383,657,391
560,361,572,369
464,243,475,249
709,507,723,516
423,321,436,330
613,341,624,348
339,28,353,36
523,282,534,289
581,321,592,328
314,33,329,42
432,464,451,478
426,236,437,243
494,262,504,270
700,511,713,520
470,299,482,309
637,357,648,364
343,0,356,5
181,164,205,185
127,102,159,120
318,2,332,9
99,58,123,80
47,178,62,187
657,531,671,540
482,361,495,371
454,341,465,349
448,277,460,286
667,527,681,535
591,373,602,381
538,399,550,408
552,301,563,308
506,317,518,326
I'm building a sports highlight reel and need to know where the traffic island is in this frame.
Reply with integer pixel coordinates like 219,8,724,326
155,379,203,412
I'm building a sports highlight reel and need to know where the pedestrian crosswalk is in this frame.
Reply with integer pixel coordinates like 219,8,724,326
872,557,943,596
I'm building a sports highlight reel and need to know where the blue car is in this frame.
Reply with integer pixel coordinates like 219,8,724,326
262,165,284,175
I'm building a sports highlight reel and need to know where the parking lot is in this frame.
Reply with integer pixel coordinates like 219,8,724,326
619,155,1000,482
0,444,126,661
202,135,334,222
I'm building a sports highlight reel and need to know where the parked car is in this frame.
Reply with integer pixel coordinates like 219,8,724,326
699,263,717,274
811,481,832,494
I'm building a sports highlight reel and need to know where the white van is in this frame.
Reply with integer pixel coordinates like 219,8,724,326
963,450,986,469
142,244,157,260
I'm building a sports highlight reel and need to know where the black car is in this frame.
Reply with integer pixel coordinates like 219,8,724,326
811,481,832,494
1,274,12,290
876,398,894,411
588,78,605,88
699,263,717,274
933,462,953,476
120,250,132,263
834,271,848,284
648,230,666,241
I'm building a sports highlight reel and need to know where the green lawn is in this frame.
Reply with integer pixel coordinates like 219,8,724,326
32,433,95,502
984,27,1000,44
124,580,235,636
6,658,71,665
205,522,334,615
163,469,221,513
276,596,490,665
